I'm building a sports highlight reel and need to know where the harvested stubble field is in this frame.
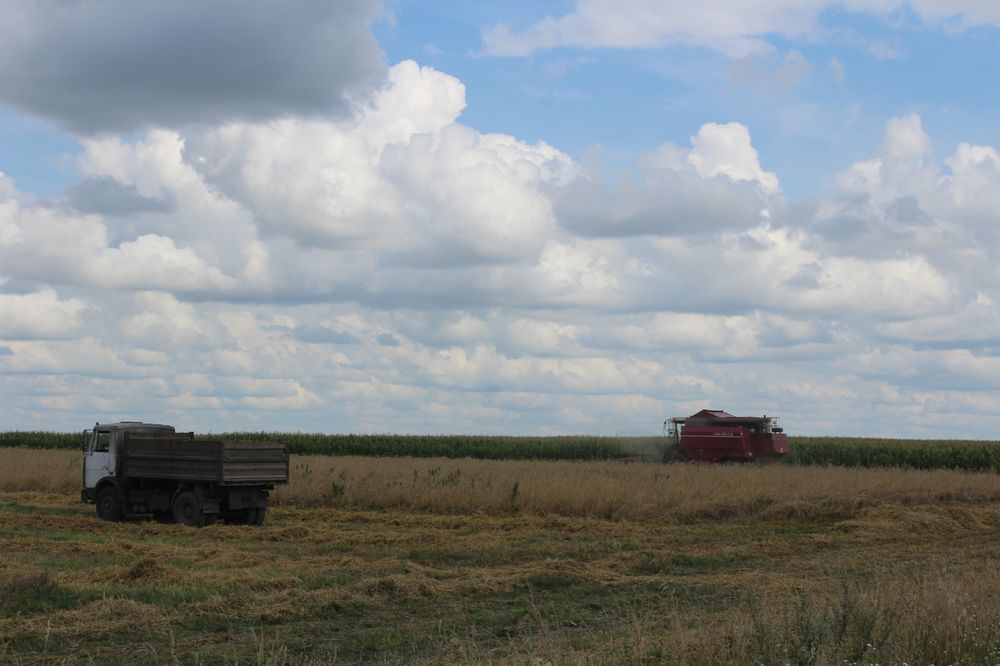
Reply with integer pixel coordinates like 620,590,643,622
4,448,1000,664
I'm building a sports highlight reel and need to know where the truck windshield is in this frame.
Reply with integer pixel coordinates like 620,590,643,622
93,431,111,453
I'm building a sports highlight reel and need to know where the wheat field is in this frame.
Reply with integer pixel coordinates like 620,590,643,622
6,447,1000,521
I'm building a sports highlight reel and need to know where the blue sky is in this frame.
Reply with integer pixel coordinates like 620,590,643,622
373,2,1000,198
3,1,1000,437
9,1,1000,199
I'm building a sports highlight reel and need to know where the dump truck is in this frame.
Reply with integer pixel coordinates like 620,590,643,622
665,409,789,462
81,422,288,527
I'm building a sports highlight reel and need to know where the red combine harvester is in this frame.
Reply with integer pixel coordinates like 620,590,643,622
665,409,789,462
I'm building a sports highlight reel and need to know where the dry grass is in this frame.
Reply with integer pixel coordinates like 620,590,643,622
3,491,1000,663
0,448,80,494
500,563,1000,665
279,454,1000,521
6,446,1000,661
6,447,1000,523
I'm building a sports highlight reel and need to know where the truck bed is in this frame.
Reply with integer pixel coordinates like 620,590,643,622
122,435,289,485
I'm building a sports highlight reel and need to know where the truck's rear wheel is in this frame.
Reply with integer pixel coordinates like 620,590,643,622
172,492,206,528
223,511,245,525
96,486,122,522
250,507,267,526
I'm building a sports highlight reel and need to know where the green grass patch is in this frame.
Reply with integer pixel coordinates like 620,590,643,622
0,525,115,544
0,501,89,517
632,552,752,576
120,584,215,607
520,572,582,590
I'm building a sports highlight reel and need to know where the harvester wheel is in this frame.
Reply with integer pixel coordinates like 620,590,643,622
664,448,689,463
172,492,206,528
96,486,122,522
250,508,267,526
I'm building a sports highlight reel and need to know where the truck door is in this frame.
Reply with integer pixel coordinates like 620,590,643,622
83,429,113,489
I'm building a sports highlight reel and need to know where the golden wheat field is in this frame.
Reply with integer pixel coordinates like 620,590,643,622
4,447,1000,664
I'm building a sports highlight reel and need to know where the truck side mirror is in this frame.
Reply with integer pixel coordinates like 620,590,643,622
81,430,91,452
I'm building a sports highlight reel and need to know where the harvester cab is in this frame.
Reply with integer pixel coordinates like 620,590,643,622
664,409,790,463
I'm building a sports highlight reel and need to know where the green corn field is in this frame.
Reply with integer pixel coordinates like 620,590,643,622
0,431,80,450
782,436,1000,472
0,430,641,461
203,432,637,461
4,430,1000,471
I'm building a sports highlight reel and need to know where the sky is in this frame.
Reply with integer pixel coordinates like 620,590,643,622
2,1,1000,437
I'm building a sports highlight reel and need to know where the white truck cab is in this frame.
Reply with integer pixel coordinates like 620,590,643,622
81,422,176,497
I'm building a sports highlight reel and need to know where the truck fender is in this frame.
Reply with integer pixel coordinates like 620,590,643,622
84,477,120,504
94,477,123,497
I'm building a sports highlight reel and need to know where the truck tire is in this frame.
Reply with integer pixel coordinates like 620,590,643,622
223,507,266,525
96,486,123,522
172,491,206,528
222,511,245,525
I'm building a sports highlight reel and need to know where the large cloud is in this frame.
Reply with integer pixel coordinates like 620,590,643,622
481,1,1000,57
0,79,975,319
0,288,86,340
0,0,386,134
0,197,238,293
803,114,1000,295
556,122,777,238
183,61,576,267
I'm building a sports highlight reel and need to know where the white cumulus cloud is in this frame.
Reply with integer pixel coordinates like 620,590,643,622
0,288,87,339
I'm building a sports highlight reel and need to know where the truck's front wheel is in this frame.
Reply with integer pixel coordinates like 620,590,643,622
96,486,122,521
172,492,206,528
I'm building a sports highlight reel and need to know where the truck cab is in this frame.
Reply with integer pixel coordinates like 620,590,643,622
81,422,176,500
